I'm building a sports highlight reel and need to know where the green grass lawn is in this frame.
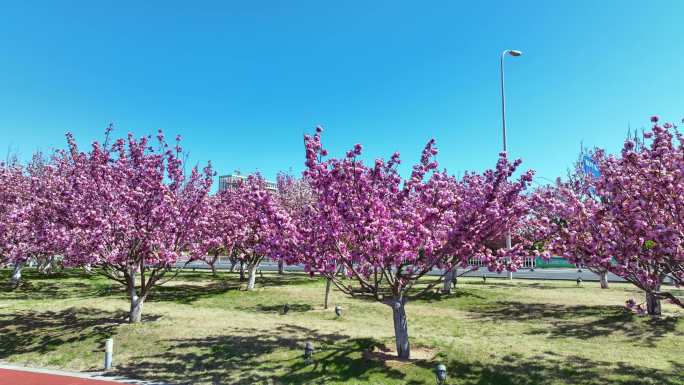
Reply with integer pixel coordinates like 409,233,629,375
0,269,682,385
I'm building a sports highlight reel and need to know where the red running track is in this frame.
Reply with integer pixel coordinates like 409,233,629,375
0,369,133,385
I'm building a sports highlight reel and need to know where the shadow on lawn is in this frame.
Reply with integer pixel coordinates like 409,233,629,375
0,307,159,358
413,289,485,303
147,274,317,305
115,325,406,385
249,303,313,313
147,281,241,304
418,352,684,385
113,325,684,385
470,301,681,346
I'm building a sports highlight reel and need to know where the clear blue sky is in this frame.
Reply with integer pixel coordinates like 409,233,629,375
2,1,683,189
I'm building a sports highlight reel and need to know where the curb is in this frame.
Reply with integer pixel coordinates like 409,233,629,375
0,362,170,385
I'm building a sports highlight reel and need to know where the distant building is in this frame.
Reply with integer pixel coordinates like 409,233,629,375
218,173,277,192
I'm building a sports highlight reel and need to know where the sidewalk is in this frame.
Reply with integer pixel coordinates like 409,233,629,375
0,363,161,385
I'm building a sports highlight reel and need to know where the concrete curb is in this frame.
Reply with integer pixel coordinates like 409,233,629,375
0,362,171,385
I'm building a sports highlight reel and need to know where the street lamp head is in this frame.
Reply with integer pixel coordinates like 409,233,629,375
508,49,522,57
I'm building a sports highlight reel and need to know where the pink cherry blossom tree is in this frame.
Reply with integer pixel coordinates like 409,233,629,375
275,172,314,267
0,153,67,286
532,117,684,315
552,147,612,288
205,174,295,290
57,128,213,323
0,160,30,286
298,127,534,359
191,194,234,277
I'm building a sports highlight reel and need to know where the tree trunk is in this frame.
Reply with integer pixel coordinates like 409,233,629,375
389,298,410,360
443,270,455,294
126,267,149,323
246,263,258,291
599,271,609,289
229,259,236,273
278,260,284,275
239,261,245,281
127,270,144,323
324,278,333,309
10,261,23,287
208,253,219,277
129,294,144,323
646,291,661,316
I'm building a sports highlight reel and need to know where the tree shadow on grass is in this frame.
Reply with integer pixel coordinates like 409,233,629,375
254,273,319,288
146,281,241,304
247,303,314,314
413,289,485,304
469,301,681,346
417,353,684,385
0,268,92,281
113,327,684,385
0,307,159,358
114,325,407,385
0,278,123,301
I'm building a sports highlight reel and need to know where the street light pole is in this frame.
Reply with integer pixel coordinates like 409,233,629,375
500,49,522,280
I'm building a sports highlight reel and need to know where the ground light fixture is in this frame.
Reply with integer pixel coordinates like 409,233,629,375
304,342,314,364
482,275,487,283
577,277,583,286
283,304,290,315
335,305,342,317
435,363,447,384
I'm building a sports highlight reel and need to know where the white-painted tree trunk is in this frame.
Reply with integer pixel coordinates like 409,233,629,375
324,278,333,309
599,271,609,289
389,298,410,360
646,291,661,316
246,263,258,291
127,269,144,323
129,294,144,323
10,261,23,286
443,270,456,293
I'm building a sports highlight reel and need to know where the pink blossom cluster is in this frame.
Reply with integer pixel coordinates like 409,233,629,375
58,129,213,271
298,127,535,300
0,153,67,268
530,117,684,313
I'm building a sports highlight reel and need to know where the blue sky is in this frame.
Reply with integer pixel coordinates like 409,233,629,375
2,1,683,189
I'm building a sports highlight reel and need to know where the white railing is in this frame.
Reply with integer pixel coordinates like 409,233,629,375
466,257,536,268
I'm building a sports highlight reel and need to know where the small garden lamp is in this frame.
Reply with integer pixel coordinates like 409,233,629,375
335,305,342,317
576,277,582,286
435,363,447,384
304,342,314,364
283,304,290,315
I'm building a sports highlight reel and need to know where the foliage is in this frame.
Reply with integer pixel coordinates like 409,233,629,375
531,117,684,314
295,126,535,358
55,127,213,322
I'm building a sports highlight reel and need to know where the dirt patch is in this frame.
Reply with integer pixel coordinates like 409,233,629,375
363,344,438,367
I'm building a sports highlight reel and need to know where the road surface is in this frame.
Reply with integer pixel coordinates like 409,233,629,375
178,260,630,282
0,368,133,385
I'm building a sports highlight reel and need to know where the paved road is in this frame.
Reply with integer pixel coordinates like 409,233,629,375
0,368,133,385
179,260,630,282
